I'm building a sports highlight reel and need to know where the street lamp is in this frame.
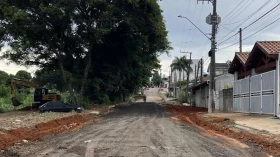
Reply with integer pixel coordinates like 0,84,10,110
178,15,211,40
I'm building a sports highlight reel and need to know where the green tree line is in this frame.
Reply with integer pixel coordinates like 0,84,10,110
0,0,171,105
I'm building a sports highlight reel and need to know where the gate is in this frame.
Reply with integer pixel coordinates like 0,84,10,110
233,78,249,113
233,70,275,114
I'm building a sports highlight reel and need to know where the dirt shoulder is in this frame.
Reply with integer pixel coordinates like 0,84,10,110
0,105,116,150
164,105,280,156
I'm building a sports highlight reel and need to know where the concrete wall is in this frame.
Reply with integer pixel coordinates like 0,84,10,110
219,90,223,111
222,88,233,112
215,74,234,91
194,85,209,108
194,88,201,107
213,74,234,110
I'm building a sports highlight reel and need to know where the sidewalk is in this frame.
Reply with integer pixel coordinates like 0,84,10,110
205,113,280,136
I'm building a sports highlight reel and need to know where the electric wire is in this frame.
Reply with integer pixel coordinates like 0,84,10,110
218,16,280,50
217,0,275,44
222,0,247,24
218,1,279,46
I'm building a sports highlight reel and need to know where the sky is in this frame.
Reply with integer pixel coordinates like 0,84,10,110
1,0,280,76
158,0,280,77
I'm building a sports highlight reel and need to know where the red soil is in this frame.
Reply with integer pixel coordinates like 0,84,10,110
165,105,280,156
0,115,92,150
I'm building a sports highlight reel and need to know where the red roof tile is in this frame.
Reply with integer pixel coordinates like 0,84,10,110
257,41,280,54
236,52,250,64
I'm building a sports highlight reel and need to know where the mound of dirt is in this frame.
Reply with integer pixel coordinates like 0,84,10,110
0,115,92,150
165,105,280,156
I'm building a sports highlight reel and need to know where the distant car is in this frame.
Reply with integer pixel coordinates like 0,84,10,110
38,101,84,113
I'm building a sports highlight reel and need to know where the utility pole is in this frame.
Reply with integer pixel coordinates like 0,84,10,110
198,0,220,113
196,62,200,85
239,28,242,53
195,65,197,85
200,58,203,83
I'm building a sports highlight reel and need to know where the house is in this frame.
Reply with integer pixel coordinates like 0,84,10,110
192,76,210,108
208,63,229,76
192,61,234,109
161,77,169,88
228,52,250,80
228,41,280,116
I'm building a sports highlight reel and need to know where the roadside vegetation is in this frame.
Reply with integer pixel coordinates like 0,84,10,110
0,0,171,110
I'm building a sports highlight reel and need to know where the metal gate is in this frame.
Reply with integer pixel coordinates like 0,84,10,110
233,70,275,114
233,77,250,113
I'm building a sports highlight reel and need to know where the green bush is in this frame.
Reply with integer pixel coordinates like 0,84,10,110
127,96,135,103
60,92,71,103
178,90,189,103
0,85,10,97
0,98,13,112
100,94,111,105
81,97,90,109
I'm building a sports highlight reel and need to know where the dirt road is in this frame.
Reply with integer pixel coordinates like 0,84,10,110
2,88,269,157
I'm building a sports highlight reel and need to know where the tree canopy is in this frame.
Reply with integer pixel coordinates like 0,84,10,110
151,71,161,87
0,70,9,85
0,0,171,104
15,70,31,80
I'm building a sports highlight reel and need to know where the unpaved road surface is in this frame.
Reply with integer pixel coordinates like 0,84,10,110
2,88,269,157
3,103,269,157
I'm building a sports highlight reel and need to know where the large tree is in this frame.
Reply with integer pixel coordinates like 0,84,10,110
1,0,171,104
15,70,32,80
0,70,9,85
152,71,161,87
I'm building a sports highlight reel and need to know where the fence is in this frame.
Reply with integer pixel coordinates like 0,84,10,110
233,70,275,114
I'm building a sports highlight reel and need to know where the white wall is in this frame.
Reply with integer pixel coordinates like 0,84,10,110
215,74,234,92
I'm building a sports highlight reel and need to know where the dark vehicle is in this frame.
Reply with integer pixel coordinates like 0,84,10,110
38,101,84,113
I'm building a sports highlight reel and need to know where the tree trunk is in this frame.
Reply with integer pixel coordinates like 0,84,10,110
79,46,92,105
187,70,190,90
57,55,78,105
179,70,182,82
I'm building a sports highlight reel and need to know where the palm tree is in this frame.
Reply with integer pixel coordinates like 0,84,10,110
181,56,193,90
171,57,184,86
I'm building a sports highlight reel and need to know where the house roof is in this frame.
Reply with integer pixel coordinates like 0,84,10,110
256,41,280,54
228,52,250,74
236,52,250,64
191,76,210,91
207,63,229,72
228,41,280,75
245,41,280,68
215,63,229,68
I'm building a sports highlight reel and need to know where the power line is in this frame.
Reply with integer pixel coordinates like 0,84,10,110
221,0,272,26
222,1,246,24
225,0,254,24
218,1,280,45
243,16,280,40
218,32,239,45
243,3,280,34
180,0,197,53
217,0,275,43
178,15,211,40
218,15,280,50
243,2,280,30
